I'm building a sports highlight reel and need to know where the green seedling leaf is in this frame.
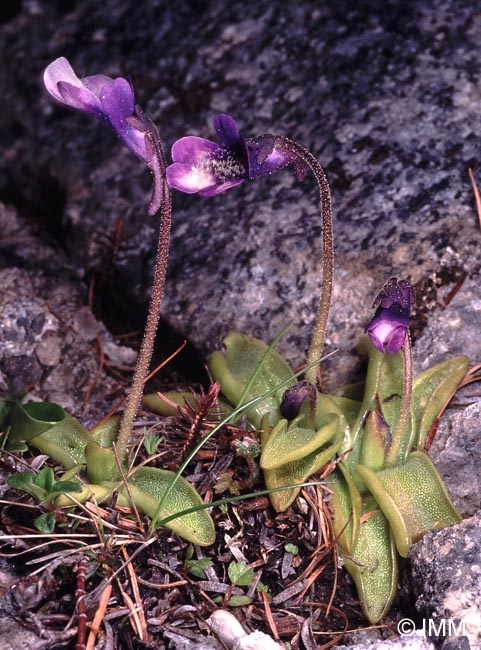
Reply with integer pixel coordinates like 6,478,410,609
356,451,461,557
8,468,82,504
228,560,256,586
284,543,298,554
342,496,398,625
34,512,57,533
8,471,46,501
142,430,163,456
260,412,339,470
186,557,213,579
208,332,295,428
7,401,66,444
35,466,55,493
227,595,253,607
411,355,470,450
123,466,215,546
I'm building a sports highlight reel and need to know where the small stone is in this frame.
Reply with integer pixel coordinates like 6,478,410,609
35,335,61,367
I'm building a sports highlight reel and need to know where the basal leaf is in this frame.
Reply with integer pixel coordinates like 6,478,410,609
411,355,469,449
342,496,398,625
7,401,66,444
124,466,215,546
208,332,295,428
263,438,342,512
28,415,94,468
356,452,461,557
260,413,339,470
329,463,362,552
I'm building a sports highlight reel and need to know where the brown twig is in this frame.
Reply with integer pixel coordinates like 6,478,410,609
85,583,112,650
75,556,88,650
468,167,481,229
121,546,149,642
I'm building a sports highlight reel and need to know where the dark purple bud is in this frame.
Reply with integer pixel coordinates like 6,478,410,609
280,380,317,420
365,278,415,354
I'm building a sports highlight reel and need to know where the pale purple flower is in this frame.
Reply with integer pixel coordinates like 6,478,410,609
365,278,415,354
43,57,162,214
166,114,294,196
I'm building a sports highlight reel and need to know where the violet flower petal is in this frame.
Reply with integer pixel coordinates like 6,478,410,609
213,114,242,150
100,78,149,162
166,162,219,194
43,57,86,104
171,136,219,164
365,278,414,354
55,81,103,116
246,140,294,178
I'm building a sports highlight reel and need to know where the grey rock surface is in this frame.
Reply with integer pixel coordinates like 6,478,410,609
0,203,134,423
1,1,480,649
407,512,481,650
1,1,480,372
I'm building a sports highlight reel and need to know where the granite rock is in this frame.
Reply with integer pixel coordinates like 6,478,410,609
407,512,481,650
1,0,480,371
1,1,480,649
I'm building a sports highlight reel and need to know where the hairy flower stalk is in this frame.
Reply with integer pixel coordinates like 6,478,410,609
264,137,333,386
385,331,413,467
116,120,171,460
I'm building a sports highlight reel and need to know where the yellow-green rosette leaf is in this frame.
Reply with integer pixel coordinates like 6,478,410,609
329,463,362,552
124,467,215,546
342,496,398,625
28,415,94,468
359,411,385,472
356,452,461,557
208,332,294,428
411,355,469,449
260,413,339,470
263,438,342,512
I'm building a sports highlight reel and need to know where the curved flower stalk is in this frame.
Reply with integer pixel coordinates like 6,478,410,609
43,57,171,457
167,114,333,384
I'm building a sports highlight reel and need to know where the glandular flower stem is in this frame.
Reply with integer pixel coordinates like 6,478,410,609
273,137,334,386
116,124,171,461
385,331,413,467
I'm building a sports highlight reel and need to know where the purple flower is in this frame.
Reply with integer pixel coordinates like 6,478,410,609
365,278,415,354
166,114,294,196
43,57,162,214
